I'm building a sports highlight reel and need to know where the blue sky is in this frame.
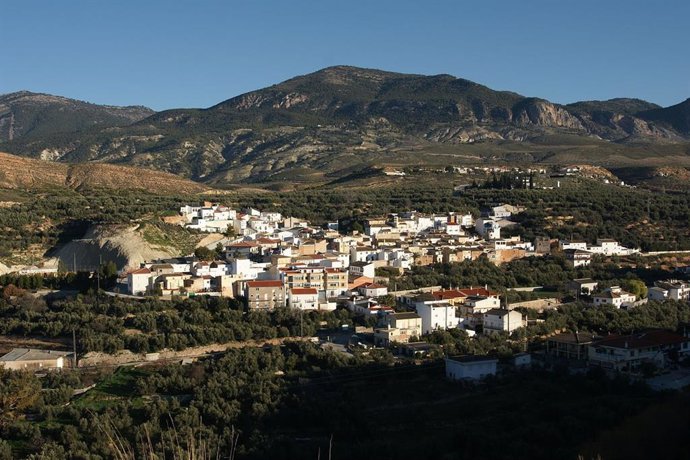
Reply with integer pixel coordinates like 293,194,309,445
1,0,688,111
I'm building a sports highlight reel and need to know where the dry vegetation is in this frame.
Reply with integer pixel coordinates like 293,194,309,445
0,151,208,194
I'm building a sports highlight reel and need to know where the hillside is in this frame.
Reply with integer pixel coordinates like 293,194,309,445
637,98,690,134
0,151,208,194
2,66,689,185
0,91,154,144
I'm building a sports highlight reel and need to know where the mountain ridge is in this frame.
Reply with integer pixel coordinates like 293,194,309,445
0,91,154,142
1,66,689,185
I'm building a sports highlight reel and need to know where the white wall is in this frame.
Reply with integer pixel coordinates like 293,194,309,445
445,359,497,381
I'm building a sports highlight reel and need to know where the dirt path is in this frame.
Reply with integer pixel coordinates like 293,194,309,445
79,337,310,367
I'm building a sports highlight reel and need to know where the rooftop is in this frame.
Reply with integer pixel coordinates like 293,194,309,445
392,312,420,320
547,332,598,344
484,308,515,317
291,288,318,295
572,278,596,284
446,355,499,364
365,283,387,289
247,280,283,288
0,348,73,362
594,329,689,350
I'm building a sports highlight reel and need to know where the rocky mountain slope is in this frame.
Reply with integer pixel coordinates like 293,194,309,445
2,66,689,184
0,151,208,194
0,91,153,143
637,98,690,134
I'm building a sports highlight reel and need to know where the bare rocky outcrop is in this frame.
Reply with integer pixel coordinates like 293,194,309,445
513,100,584,130
54,225,180,272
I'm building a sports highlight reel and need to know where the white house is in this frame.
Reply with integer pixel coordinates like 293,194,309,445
456,295,502,327
349,261,376,279
483,309,524,334
593,286,636,308
414,301,460,335
360,283,388,298
192,261,227,278
444,223,463,236
374,312,423,346
462,295,501,313
459,213,475,228
649,280,690,301
445,356,498,381
350,246,378,263
128,268,152,295
647,286,669,301
565,249,592,267
475,218,501,240
491,205,515,218
559,240,588,251
288,288,319,310
0,348,74,371
587,239,621,256
568,278,599,296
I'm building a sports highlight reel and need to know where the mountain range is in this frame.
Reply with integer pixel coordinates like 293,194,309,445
1,66,689,185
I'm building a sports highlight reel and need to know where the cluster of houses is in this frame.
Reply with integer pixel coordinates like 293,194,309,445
170,203,290,235
128,202,545,301
446,327,690,382
560,239,639,267
369,286,526,346
568,278,689,309
125,203,655,333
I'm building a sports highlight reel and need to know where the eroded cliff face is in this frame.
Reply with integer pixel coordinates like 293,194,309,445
54,223,205,272
512,100,584,129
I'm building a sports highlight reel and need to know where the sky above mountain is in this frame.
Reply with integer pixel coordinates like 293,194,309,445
2,0,688,111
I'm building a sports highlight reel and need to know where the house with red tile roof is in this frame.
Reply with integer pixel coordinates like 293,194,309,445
244,280,285,310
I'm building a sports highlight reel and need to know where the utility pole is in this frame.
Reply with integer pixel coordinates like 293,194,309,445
97,254,102,293
73,253,76,273
647,198,651,220
72,328,78,369
96,254,102,311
